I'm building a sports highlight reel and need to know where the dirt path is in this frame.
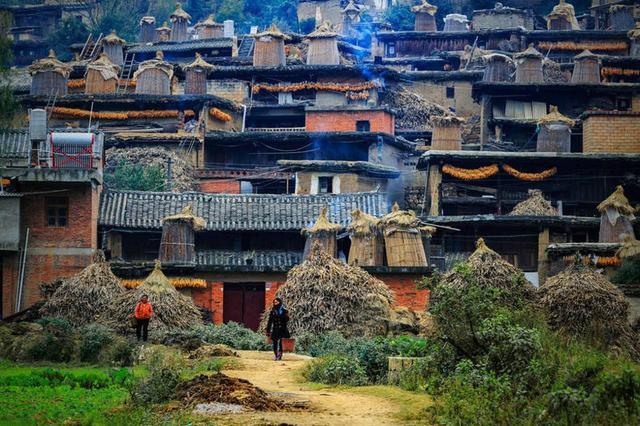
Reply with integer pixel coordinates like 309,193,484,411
209,350,432,426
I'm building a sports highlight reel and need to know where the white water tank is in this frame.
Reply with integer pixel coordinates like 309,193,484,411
29,109,47,141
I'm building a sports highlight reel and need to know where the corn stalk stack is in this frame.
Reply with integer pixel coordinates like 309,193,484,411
267,241,395,337
432,238,536,308
100,260,202,335
538,262,640,360
41,251,126,327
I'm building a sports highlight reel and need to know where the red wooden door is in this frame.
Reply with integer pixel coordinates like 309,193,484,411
223,283,265,331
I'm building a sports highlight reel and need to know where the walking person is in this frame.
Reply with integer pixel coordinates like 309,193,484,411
134,294,154,342
266,297,289,361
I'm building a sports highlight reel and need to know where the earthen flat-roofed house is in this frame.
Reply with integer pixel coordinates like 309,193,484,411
0,128,104,318
100,190,430,330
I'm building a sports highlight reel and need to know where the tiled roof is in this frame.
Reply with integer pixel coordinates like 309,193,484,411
0,130,30,160
99,190,387,231
128,38,233,54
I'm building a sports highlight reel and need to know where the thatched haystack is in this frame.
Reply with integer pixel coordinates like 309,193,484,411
482,54,514,82
434,238,535,307
380,203,429,267
431,114,464,150
306,21,340,65
41,251,126,326
155,21,172,42
253,24,289,67
347,208,384,267
170,2,191,42
616,234,640,260
272,242,395,337
572,50,600,83
412,0,437,32
302,207,341,259
597,185,636,243
546,0,580,30
509,190,558,216
27,49,71,96
139,16,156,43
194,15,224,39
514,45,543,83
183,53,214,95
85,53,120,94
629,23,640,58
443,13,469,32
100,29,126,66
133,51,173,95
159,204,205,264
100,260,202,334
536,106,574,153
538,263,640,359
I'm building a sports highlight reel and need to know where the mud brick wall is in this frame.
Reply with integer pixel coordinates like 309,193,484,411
583,111,640,153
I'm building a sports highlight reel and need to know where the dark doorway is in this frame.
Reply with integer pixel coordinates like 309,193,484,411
223,282,265,331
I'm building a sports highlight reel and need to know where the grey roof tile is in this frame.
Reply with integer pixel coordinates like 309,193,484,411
100,189,387,231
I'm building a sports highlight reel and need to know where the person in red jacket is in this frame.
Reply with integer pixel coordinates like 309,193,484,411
134,294,154,342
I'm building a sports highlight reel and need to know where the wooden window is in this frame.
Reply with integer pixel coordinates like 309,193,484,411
356,120,371,132
446,87,455,99
45,197,68,227
318,176,334,194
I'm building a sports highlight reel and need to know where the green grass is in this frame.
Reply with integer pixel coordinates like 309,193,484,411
0,385,128,425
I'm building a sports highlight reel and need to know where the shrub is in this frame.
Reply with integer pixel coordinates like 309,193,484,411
296,331,348,357
303,354,368,386
23,317,77,362
129,352,182,404
100,336,136,367
79,324,114,363
194,322,269,351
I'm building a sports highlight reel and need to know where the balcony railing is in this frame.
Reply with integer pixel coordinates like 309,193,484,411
196,250,303,268
244,127,306,133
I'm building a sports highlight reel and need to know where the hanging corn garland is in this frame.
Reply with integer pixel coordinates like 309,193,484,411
502,164,557,181
251,80,381,95
209,107,232,122
51,107,193,120
596,256,622,267
442,164,499,180
601,67,640,77
538,41,628,52
122,277,208,289
68,79,137,89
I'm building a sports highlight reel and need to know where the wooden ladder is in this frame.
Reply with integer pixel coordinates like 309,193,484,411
80,33,103,61
116,53,136,94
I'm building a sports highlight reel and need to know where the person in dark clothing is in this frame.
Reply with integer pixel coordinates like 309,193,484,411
266,297,289,361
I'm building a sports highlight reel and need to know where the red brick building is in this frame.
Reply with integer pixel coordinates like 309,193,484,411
0,129,103,318
102,190,430,331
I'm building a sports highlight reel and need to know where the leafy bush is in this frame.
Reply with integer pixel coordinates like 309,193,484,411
303,354,368,386
129,352,182,404
194,322,270,351
612,258,640,285
23,317,77,362
79,324,114,363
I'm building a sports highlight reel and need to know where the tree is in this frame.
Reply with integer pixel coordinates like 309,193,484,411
384,4,414,31
47,17,90,61
104,160,166,191
0,11,18,128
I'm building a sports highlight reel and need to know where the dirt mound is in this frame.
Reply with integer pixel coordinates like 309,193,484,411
176,373,287,411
